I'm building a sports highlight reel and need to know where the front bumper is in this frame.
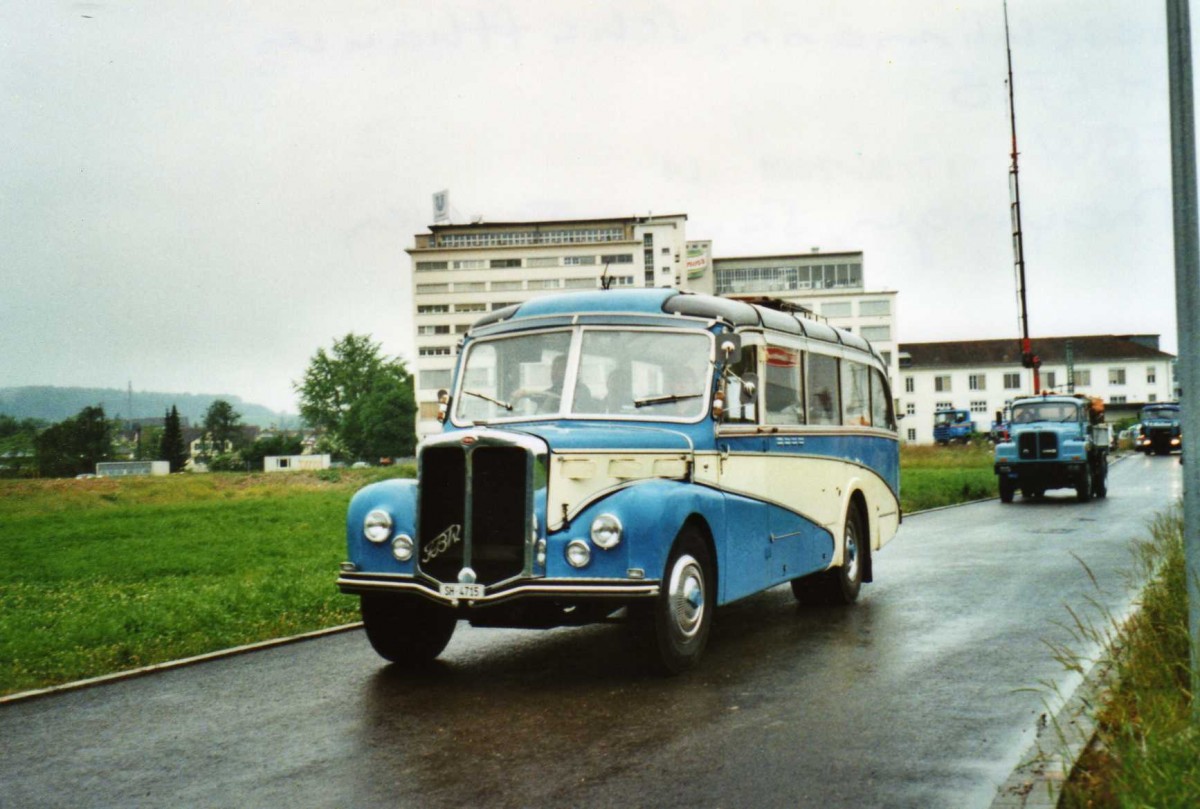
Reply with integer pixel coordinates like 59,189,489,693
337,570,660,607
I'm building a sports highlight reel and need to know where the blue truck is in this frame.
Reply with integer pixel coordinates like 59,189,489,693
1139,403,1182,455
994,393,1109,503
933,408,976,444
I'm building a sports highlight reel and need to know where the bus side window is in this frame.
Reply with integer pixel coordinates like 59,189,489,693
726,346,759,424
765,346,803,425
841,360,871,427
870,368,896,430
807,352,841,426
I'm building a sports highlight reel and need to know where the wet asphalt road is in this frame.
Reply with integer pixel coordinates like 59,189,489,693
0,454,1182,809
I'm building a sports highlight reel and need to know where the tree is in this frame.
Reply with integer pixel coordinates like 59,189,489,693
34,405,115,477
1,416,46,478
242,433,304,470
203,399,243,450
296,334,416,460
159,406,188,472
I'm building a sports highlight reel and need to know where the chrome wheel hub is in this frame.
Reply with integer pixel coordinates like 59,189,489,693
668,554,705,639
844,520,860,582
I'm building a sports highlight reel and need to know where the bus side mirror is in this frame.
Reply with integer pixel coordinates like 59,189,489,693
717,334,742,365
437,389,451,424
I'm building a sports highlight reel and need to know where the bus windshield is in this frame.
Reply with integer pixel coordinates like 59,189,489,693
454,328,712,423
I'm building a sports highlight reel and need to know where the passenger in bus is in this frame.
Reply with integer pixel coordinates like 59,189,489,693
604,368,632,414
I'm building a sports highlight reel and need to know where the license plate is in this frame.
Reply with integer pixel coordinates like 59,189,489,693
441,583,484,600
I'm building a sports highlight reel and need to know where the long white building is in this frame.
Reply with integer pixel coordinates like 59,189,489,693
897,335,1177,443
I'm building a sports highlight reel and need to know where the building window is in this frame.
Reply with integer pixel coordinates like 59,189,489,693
600,254,634,264
1045,371,1057,389
905,402,916,416
1110,395,1127,404
416,283,450,294
419,369,453,389
859,299,891,316
417,325,450,335
1072,369,1091,387
415,261,448,271
934,375,951,393
526,257,559,268
418,401,441,419
970,400,987,413
454,282,486,293
904,376,914,393
417,304,449,314
1147,367,1157,384
968,374,986,391
492,280,523,291
489,258,522,268
455,324,471,334
452,259,486,270
541,279,561,289
935,401,953,410
860,325,891,342
564,255,596,266
1003,372,1021,390
613,275,634,286
455,302,486,313
822,301,852,318
1108,368,1126,385
419,347,452,356
906,428,917,441
880,351,892,366
491,302,518,310
564,278,596,289
1149,393,1158,403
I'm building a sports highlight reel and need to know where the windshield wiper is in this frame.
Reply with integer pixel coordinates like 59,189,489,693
634,393,703,409
463,389,512,411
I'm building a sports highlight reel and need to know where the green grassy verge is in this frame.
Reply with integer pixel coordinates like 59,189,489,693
1,444,993,697
0,468,411,696
1061,506,1200,807
899,441,997,513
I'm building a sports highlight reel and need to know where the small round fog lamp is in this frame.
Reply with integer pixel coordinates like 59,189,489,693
391,533,414,562
566,539,592,569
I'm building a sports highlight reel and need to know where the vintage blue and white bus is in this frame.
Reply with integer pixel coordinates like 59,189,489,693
338,288,900,673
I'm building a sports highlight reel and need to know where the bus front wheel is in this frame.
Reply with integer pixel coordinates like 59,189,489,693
632,527,714,675
361,594,457,665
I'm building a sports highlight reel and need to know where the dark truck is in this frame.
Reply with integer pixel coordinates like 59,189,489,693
994,394,1110,503
1139,403,1182,455
933,408,975,444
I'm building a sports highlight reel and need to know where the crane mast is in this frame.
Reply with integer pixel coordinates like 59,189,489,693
1005,0,1041,393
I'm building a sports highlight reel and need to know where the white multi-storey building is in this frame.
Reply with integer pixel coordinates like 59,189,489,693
405,216,901,440
407,214,690,437
712,251,900,386
897,335,1177,443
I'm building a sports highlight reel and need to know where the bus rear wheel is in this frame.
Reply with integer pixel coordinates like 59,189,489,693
792,506,865,606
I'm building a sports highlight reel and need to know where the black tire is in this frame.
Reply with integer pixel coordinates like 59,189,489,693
1075,466,1093,502
361,594,457,665
792,506,865,606
634,527,714,675
998,476,1015,503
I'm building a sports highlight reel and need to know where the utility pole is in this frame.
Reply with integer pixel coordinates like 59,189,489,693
1165,0,1200,719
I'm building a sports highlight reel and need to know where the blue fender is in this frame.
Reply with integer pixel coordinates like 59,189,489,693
346,478,419,574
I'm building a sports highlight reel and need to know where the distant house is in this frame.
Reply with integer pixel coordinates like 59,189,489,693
97,461,170,477
264,454,331,472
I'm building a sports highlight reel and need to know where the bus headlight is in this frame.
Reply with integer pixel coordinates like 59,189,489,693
590,514,623,550
364,509,392,543
391,533,414,561
566,540,592,568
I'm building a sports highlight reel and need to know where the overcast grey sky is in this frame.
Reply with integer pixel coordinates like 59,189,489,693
0,1,1184,414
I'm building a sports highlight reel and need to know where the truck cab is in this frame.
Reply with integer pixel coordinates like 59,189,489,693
933,408,975,444
993,394,1109,503
1139,403,1182,455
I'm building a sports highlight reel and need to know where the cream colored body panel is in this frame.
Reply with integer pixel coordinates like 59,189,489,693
547,449,692,532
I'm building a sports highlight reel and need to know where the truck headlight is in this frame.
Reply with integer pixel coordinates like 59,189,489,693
590,514,623,550
566,539,592,568
391,533,414,561
364,509,392,543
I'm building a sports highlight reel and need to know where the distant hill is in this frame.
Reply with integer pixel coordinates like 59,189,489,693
0,386,298,429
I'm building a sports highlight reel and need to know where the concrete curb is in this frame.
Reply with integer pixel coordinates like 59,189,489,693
0,622,364,706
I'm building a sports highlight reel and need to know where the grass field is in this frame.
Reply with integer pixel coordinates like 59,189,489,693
0,468,410,696
1,444,996,696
